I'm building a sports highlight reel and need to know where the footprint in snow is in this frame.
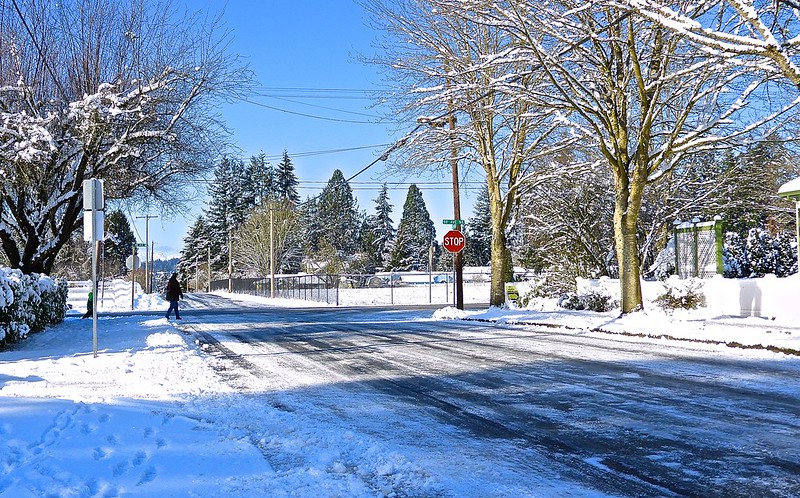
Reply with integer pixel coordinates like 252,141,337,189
137,465,157,486
93,447,111,460
113,460,129,477
132,450,148,467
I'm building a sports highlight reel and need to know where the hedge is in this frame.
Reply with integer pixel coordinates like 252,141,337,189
0,268,68,348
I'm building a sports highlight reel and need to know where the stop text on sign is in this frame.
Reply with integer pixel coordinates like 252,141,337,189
443,229,465,253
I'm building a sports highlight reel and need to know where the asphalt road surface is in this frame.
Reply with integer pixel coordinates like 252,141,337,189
179,302,800,497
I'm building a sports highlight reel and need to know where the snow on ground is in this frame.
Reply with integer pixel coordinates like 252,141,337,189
1,284,799,497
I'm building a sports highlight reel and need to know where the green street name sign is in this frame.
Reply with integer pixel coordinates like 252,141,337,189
442,219,464,225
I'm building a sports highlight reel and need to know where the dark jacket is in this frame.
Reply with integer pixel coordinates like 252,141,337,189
165,276,183,301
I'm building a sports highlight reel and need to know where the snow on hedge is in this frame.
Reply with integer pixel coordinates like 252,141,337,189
0,268,68,347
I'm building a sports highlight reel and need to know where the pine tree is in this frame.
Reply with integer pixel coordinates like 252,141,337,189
177,216,210,281
361,184,395,272
276,150,300,204
389,184,436,271
204,157,258,272
247,153,275,206
315,170,362,255
465,182,491,266
103,210,136,277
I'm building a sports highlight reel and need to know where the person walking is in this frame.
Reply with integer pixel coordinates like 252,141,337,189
165,273,184,320
81,290,93,319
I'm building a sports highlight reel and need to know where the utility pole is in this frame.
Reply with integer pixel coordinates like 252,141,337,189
136,214,157,293
448,99,464,310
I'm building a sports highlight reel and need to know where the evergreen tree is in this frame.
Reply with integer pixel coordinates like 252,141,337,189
303,195,323,253
722,228,797,278
389,184,436,271
464,182,491,266
103,210,136,277
247,153,275,206
361,184,395,272
205,157,258,272
177,216,210,282
276,150,300,204
316,169,362,254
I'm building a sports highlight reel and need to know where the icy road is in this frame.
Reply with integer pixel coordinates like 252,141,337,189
179,301,800,497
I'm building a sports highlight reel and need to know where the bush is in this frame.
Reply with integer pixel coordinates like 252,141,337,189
517,273,573,307
653,278,707,311
558,290,618,312
723,228,797,278
0,269,68,347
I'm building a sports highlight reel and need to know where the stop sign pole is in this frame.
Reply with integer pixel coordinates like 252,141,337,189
442,224,465,310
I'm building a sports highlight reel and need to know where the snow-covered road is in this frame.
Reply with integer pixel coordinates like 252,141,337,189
181,306,800,497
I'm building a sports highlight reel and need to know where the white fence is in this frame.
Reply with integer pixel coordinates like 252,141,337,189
67,279,140,312
576,275,800,319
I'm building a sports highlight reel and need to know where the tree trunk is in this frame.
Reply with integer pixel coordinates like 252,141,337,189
489,219,512,307
613,162,646,314
487,181,513,307
615,218,642,313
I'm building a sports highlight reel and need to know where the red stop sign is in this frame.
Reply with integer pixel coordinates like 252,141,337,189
442,229,466,253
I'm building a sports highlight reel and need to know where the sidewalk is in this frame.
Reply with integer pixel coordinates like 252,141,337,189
435,306,800,356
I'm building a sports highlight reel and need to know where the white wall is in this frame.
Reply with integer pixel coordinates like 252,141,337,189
577,274,800,319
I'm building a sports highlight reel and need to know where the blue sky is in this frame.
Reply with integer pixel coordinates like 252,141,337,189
132,0,478,259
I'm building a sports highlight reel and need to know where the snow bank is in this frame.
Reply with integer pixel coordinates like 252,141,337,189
573,274,800,321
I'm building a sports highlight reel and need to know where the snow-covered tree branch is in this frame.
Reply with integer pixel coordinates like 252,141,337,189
0,0,253,273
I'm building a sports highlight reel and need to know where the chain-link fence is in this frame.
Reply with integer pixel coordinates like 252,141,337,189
210,271,493,306
674,219,723,278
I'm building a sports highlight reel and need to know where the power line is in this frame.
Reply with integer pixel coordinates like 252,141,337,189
255,93,384,119
236,96,381,124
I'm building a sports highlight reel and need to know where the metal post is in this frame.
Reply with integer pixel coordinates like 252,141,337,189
207,246,211,292
92,240,99,358
150,242,155,293
428,244,433,304
270,205,275,298
228,228,232,293
796,202,800,272
136,215,156,293
131,243,135,310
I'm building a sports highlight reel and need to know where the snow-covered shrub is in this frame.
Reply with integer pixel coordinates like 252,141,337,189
558,290,618,312
653,277,706,311
648,238,676,280
557,292,582,310
0,269,68,347
519,273,573,304
723,228,797,278
722,232,748,278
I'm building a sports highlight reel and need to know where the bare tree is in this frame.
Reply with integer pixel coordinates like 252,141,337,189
233,200,303,278
617,0,800,87
366,0,582,306
464,0,799,312
0,0,252,273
